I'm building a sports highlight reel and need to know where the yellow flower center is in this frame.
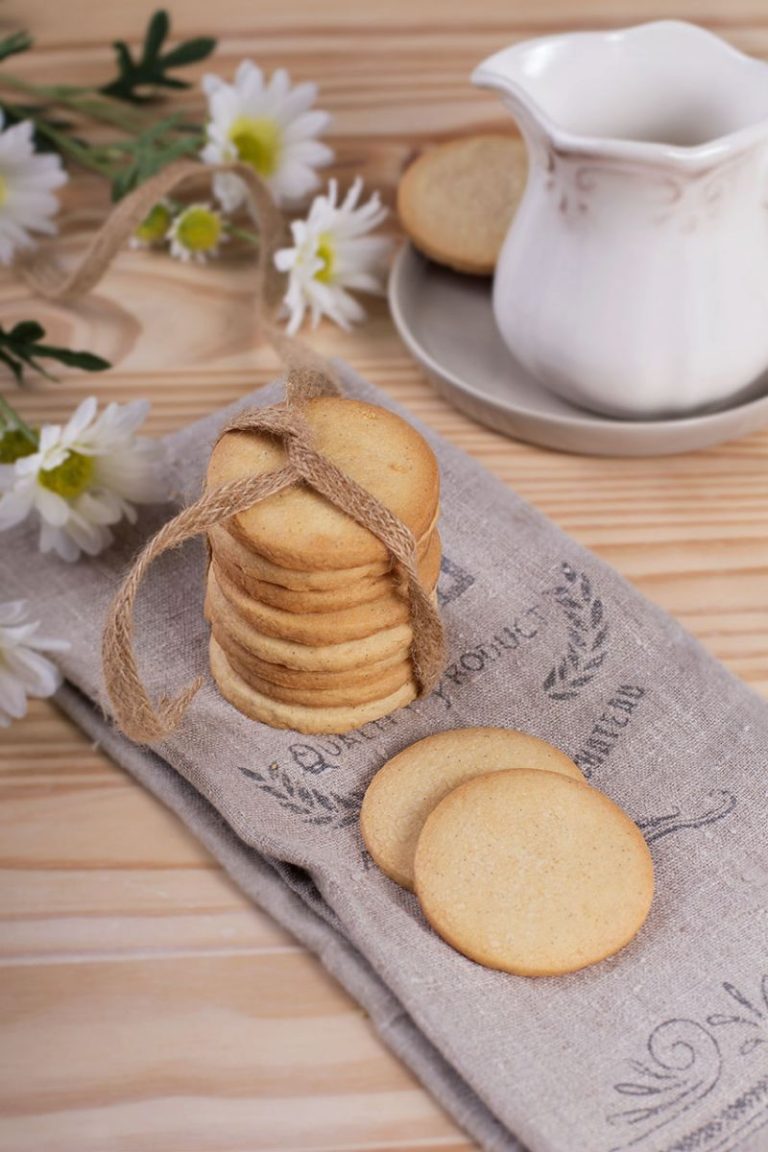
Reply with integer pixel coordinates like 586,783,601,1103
175,207,222,254
229,116,282,177
134,201,173,245
0,175,7,207
0,428,37,464
39,450,95,499
314,234,335,283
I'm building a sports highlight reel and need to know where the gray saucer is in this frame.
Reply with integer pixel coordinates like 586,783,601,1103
388,243,768,456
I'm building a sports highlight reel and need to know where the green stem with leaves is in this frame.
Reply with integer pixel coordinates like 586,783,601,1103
0,11,217,198
28,116,116,177
0,72,145,133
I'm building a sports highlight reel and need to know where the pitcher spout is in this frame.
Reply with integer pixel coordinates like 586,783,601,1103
472,45,551,155
471,45,541,111
473,22,768,169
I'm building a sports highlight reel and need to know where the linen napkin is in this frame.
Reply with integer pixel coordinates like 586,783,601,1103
2,363,766,1152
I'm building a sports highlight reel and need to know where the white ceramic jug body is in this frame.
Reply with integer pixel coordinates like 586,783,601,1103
473,22,768,419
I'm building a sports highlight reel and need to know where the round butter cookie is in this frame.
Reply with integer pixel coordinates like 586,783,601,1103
209,523,400,589
211,527,442,613
398,134,527,275
205,576,416,671
222,644,415,707
211,625,409,689
207,513,439,593
210,563,414,645
361,728,582,890
206,398,440,570
210,638,418,733
414,769,654,977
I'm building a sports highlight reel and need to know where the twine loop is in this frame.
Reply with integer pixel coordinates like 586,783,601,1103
21,159,445,742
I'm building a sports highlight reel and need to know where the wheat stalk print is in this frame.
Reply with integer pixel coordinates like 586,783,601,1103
239,763,364,827
543,561,609,701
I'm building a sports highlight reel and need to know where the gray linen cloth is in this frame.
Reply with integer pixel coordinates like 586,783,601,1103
1,364,766,1152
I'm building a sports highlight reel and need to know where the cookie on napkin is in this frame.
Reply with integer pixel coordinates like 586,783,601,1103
414,768,654,977
361,727,583,889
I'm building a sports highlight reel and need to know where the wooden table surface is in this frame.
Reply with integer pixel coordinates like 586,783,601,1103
2,2,767,1150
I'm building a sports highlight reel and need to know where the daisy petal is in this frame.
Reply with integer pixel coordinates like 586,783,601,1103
200,63,331,209
0,118,66,261
275,177,389,335
0,600,67,725
1,396,163,563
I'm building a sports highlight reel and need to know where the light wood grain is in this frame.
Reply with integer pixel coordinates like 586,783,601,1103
1,2,767,1150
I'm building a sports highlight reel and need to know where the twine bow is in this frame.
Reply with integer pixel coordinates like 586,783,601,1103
21,159,341,388
20,159,445,743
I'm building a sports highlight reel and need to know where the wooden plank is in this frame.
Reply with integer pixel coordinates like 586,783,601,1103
0,954,470,1152
10,0,768,47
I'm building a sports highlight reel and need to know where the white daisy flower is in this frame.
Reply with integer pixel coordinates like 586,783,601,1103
130,198,175,250
201,61,333,211
274,177,390,334
0,113,67,266
0,600,69,726
167,202,226,264
0,397,167,562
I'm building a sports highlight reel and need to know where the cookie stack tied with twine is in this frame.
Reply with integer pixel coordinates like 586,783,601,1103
204,392,442,733
18,159,446,743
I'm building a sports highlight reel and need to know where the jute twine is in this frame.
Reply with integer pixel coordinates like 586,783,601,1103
22,160,445,742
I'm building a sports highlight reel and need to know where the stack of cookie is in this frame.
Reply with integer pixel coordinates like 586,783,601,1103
204,396,441,734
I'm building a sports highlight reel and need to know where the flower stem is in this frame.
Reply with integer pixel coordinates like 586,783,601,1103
0,394,37,445
227,225,260,246
0,73,144,133
30,117,116,177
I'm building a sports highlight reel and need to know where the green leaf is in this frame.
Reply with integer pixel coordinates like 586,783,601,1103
108,115,203,200
160,37,217,69
99,8,216,103
0,30,33,63
9,320,45,344
111,40,135,78
0,321,112,385
31,345,111,372
143,9,169,62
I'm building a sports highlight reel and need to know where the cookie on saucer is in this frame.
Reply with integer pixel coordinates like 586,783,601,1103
398,134,527,275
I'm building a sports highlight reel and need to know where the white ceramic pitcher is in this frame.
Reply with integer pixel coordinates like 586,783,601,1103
473,22,768,419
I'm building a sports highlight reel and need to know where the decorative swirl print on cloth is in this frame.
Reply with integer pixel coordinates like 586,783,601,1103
607,976,768,1152
607,1020,723,1148
634,790,738,844
706,977,768,1059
